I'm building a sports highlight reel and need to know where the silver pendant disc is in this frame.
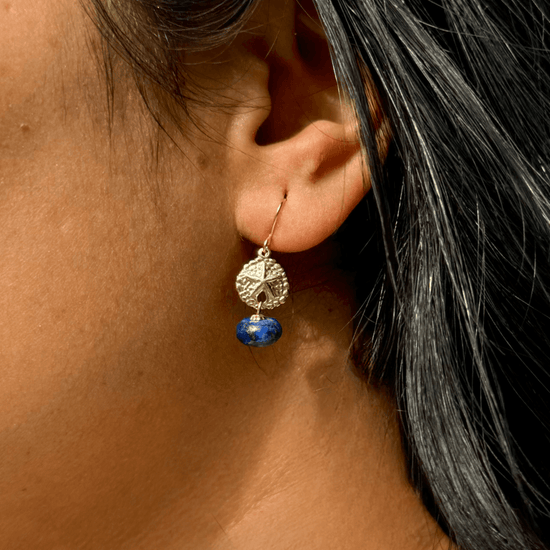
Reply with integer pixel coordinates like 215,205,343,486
236,256,289,309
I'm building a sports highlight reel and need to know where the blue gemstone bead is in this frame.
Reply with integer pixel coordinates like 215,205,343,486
236,316,282,347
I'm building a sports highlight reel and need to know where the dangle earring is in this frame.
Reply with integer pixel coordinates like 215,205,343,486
235,198,290,347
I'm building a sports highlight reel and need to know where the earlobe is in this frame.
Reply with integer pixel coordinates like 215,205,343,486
234,119,368,253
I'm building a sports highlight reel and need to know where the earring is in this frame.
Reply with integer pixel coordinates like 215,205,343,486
235,198,290,347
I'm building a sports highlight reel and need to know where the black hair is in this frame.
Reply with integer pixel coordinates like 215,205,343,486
84,0,550,548
321,2,550,548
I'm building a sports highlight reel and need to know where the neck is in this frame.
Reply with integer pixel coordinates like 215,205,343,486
209,368,446,550
130,247,449,550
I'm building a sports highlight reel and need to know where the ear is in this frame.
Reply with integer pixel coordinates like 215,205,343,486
225,1,390,253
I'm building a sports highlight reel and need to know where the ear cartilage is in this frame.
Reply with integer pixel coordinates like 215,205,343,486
236,199,289,347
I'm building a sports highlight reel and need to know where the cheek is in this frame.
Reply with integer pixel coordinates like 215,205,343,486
0,184,158,411
0,163,234,415
0,3,242,540
0,144,238,545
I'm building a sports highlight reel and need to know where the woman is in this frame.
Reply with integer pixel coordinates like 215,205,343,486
0,0,548,548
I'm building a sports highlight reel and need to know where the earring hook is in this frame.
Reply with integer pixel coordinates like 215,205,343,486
261,194,287,257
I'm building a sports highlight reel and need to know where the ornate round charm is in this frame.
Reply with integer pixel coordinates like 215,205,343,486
235,256,289,309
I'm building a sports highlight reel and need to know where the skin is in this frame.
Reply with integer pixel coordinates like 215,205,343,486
0,0,451,548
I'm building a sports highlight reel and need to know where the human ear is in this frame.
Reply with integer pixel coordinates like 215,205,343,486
225,1,390,253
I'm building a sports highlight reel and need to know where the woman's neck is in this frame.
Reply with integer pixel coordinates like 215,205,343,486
125,258,450,550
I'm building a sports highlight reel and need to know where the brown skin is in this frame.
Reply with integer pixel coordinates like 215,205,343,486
0,1,451,548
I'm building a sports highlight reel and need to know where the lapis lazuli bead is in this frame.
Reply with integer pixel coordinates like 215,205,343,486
236,316,282,347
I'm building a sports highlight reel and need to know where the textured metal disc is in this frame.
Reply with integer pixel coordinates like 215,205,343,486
236,257,289,309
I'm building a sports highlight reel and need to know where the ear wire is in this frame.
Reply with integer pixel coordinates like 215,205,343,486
262,194,287,255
